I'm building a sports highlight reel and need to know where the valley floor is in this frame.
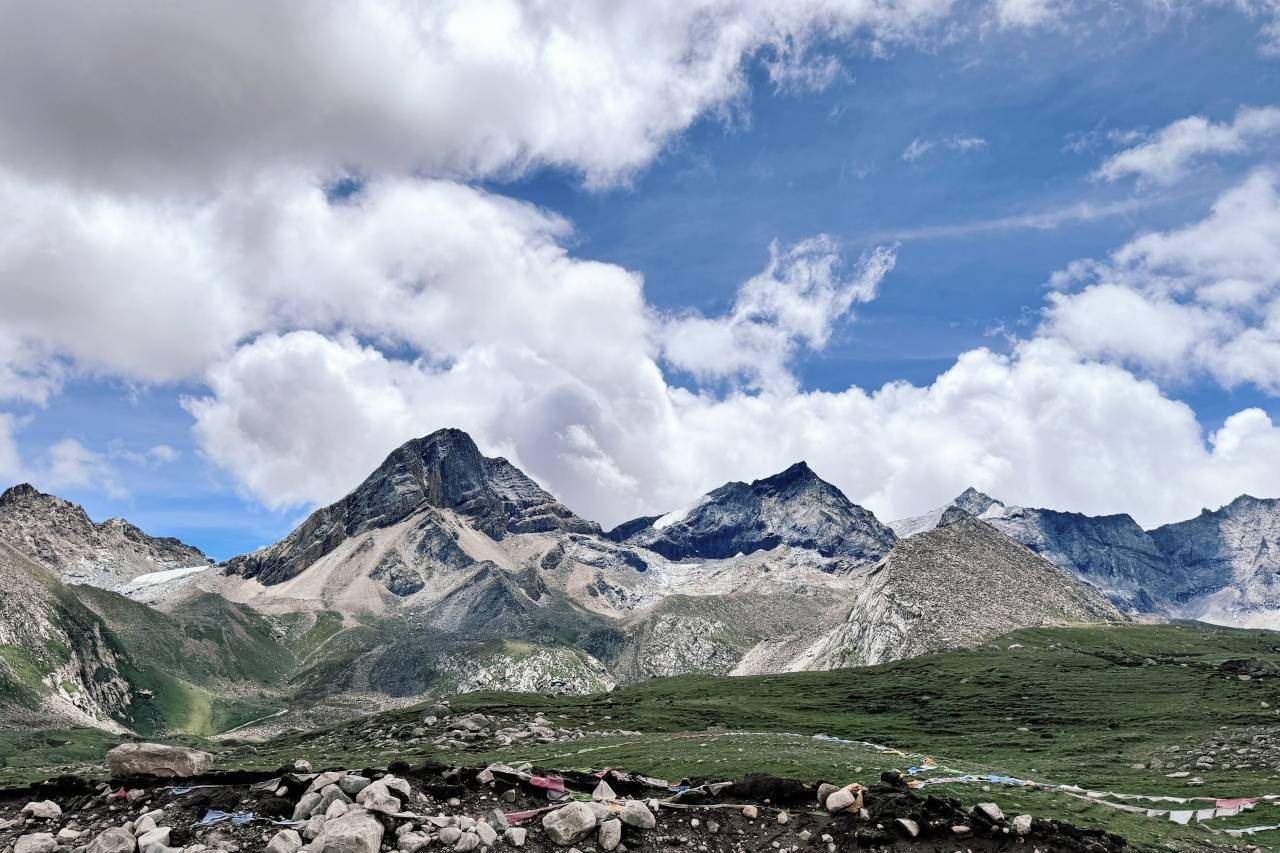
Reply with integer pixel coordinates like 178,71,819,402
4,622,1280,852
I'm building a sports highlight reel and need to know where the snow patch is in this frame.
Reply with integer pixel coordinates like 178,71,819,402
653,495,708,531
117,564,208,591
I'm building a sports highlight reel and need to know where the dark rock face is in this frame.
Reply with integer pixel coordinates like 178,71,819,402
225,429,599,584
1149,495,1280,611
616,462,896,564
369,550,425,597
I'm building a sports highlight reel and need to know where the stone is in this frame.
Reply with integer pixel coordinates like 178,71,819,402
776,811,789,825
305,771,346,795
318,809,384,853
951,825,972,836
106,743,212,778
303,816,327,841
542,802,598,845
15,833,58,853
816,784,838,805
134,815,158,836
57,828,83,841
294,792,323,821
338,776,373,797
399,832,431,852
486,809,507,832
1013,814,1033,836
88,827,139,853
592,780,617,801
21,800,61,820
293,759,313,772
976,802,1004,822
266,830,302,853
454,832,480,852
895,819,919,838
326,800,350,819
824,789,856,813
439,827,462,845
619,800,656,830
137,827,170,850
476,821,497,846
504,828,527,847
741,805,758,820
360,789,402,815
599,818,622,851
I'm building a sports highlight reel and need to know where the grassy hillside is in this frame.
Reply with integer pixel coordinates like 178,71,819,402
6,622,1280,850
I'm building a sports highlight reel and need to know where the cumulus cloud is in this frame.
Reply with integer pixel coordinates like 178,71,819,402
663,238,896,392
0,0,975,194
1043,169,1280,389
1096,105,1280,184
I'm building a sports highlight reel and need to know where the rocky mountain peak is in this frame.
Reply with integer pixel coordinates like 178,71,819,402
225,427,600,584
937,505,975,527
0,483,208,587
613,462,896,564
952,487,1003,517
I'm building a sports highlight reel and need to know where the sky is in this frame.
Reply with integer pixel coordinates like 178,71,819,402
2,0,1280,559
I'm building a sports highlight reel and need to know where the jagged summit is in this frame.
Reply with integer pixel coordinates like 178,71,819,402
0,481,208,587
611,461,897,564
225,427,599,584
952,486,1003,517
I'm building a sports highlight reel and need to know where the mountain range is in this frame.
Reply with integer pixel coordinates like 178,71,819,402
1,426,1277,739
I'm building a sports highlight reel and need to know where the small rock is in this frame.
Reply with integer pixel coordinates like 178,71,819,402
951,825,972,836
976,802,1004,821
87,827,138,853
265,829,302,853
319,809,384,853
398,832,431,853
543,802,599,845
439,828,462,845
15,834,58,853
476,821,498,846
504,828,527,847
1013,814,1032,836
21,801,61,820
455,832,481,852
619,800,656,830
824,789,856,813
895,818,919,838
816,783,838,805
599,818,622,851
776,811,789,825
741,805,758,820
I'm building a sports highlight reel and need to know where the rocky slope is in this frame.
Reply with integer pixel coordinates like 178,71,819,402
608,461,896,566
799,509,1123,668
0,483,210,589
1151,495,1280,628
890,488,1280,622
0,540,133,731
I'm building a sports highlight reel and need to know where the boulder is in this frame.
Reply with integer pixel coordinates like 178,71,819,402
1013,814,1033,836
21,800,61,820
293,792,323,821
338,775,372,797
88,827,138,853
15,833,58,853
106,743,213,778
266,828,303,853
619,800,655,830
317,809,384,853
542,801,598,845
598,818,622,851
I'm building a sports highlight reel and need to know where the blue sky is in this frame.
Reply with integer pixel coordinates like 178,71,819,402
2,2,1279,559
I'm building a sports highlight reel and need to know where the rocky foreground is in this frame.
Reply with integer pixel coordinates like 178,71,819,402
0,739,1128,853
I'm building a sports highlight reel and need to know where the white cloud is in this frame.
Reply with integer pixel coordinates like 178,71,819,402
663,238,896,392
0,0,972,195
993,0,1061,28
902,134,988,161
1096,105,1280,185
1043,169,1280,389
